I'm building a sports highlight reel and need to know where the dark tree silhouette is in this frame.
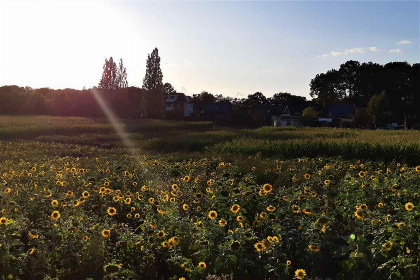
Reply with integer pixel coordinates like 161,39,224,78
142,48,164,116
310,69,345,109
143,48,163,91
269,92,306,103
192,91,216,103
99,57,118,90
246,92,268,105
339,60,361,100
241,92,269,113
163,83,176,95
367,91,389,127
310,60,420,120
117,58,128,89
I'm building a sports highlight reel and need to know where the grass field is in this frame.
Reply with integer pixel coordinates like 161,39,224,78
0,115,418,279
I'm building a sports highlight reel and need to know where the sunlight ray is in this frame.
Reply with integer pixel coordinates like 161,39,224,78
91,88,137,155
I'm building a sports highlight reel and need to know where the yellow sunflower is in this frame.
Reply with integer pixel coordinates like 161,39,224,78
266,205,276,212
157,230,165,239
102,229,110,238
405,202,414,211
208,210,217,220
236,215,245,222
354,210,365,219
230,204,240,214
51,210,60,220
308,244,320,252
107,207,117,216
198,262,206,269
295,269,307,279
292,205,300,213
262,183,273,193
0,217,8,224
82,191,90,198
66,191,74,197
254,242,265,252
383,241,393,251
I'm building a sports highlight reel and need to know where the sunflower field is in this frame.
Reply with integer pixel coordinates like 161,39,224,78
0,116,419,279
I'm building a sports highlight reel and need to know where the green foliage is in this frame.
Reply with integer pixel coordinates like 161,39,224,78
142,48,165,117
310,61,419,119
99,57,118,90
353,107,373,128
0,145,418,279
301,107,319,127
302,107,318,119
368,91,389,126
164,83,176,95
0,116,419,279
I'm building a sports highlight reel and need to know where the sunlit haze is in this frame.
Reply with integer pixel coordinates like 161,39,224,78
0,0,418,98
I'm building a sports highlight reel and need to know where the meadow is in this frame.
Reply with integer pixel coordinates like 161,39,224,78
0,115,418,280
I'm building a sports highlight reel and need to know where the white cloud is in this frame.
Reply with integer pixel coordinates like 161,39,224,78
317,53,330,58
318,46,381,58
368,46,380,52
396,40,411,45
345,47,365,54
389,48,402,53
331,51,348,56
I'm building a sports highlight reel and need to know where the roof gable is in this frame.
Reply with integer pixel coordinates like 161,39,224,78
203,102,233,113
328,103,356,117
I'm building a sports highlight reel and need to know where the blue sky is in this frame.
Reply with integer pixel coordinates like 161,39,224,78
0,0,418,99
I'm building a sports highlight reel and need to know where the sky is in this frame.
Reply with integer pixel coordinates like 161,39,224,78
0,0,419,99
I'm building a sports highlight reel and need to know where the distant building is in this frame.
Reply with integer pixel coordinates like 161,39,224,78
271,102,313,127
249,104,283,125
165,93,193,118
318,103,356,126
328,103,356,119
202,102,233,119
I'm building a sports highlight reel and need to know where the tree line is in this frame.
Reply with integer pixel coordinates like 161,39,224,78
310,61,420,126
0,50,418,126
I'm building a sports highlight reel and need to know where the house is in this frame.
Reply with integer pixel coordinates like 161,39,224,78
271,102,313,127
165,93,194,118
318,103,356,126
328,103,356,119
202,102,233,119
249,104,284,125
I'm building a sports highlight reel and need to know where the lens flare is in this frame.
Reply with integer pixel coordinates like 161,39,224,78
91,88,136,155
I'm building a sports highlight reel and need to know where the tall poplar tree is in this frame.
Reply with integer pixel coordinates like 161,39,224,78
99,57,118,90
117,58,128,89
142,48,164,116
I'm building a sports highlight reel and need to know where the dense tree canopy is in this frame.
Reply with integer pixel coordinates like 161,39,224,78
310,60,420,119
99,57,118,90
269,92,307,103
116,59,128,89
99,57,128,90
142,48,165,117
163,83,176,95
143,48,163,92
